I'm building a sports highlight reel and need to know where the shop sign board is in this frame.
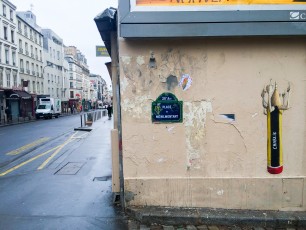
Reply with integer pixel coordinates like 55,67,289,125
120,0,306,37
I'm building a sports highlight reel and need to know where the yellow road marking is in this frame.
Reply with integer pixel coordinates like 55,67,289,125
37,133,77,170
6,137,50,156
0,146,59,176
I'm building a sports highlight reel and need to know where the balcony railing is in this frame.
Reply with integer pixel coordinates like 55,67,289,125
20,68,24,73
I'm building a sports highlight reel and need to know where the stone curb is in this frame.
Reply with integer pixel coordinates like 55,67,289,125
126,206,306,228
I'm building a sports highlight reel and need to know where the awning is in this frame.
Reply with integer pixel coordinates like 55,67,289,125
94,7,117,58
5,90,32,99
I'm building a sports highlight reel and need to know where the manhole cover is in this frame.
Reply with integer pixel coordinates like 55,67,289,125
55,162,85,175
93,176,112,181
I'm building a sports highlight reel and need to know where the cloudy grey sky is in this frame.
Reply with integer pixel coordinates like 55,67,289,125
11,0,118,88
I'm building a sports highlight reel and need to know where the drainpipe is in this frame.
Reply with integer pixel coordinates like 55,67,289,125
111,31,125,208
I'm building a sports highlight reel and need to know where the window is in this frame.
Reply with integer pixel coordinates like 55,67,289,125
26,61,29,73
18,21,21,32
20,59,24,72
24,25,27,36
32,81,35,93
49,47,52,56
9,9,13,21
2,4,6,17
19,39,22,52
35,48,37,59
6,72,10,87
25,42,28,55
41,82,44,93
13,73,17,86
37,82,40,93
39,50,42,60
53,49,55,58
69,64,72,71
0,71,3,87
11,30,14,43
3,26,7,40
36,64,39,76
31,63,34,75
30,45,33,57
57,51,60,60
12,51,16,66
70,91,74,98
5,49,9,64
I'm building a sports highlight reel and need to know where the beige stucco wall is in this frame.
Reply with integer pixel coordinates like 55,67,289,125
119,37,306,211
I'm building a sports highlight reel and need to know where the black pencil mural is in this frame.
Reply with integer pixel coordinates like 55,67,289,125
261,81,291,174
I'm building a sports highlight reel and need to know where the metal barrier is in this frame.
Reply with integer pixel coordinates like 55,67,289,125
80,109,107,127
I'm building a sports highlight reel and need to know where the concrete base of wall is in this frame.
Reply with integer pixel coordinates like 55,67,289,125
125,177,306,211
126,206,306,228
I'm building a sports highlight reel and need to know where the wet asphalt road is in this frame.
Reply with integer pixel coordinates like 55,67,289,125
0,115,129,229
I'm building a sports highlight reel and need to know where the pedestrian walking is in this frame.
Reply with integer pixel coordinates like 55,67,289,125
107,104,113,119
5,106,11,122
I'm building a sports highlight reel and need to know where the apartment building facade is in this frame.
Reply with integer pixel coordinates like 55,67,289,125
0,0,30,121
16,11,44,96
41,29,67,103
65,46,90,110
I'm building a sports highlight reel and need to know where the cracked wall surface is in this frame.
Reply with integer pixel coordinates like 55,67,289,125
119,38,306,210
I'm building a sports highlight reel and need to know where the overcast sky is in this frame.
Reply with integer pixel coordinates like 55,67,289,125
11,0,118,88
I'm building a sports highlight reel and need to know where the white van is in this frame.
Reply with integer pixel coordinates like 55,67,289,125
35,98,61,119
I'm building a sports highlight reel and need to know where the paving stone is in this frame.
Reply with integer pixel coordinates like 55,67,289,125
128,220,139,230
140,224,150,230
197,225,209,230
252,228,265,230
150,225,163,230
187,225,198,230
208,226,220,230
163,226,175,230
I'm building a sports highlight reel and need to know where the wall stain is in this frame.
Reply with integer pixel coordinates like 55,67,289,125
184,101,213,169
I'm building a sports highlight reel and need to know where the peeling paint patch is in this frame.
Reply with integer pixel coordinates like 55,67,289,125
184,101,213,169
136,56,145,66
121,76,129,93
121,56,131,65
217,190,224,196
252,113,258,118
157,158,165,163
167,126,175,132
121,96,151,119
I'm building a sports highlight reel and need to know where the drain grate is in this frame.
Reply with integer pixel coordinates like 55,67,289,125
55,162,85,175
93,176,112,181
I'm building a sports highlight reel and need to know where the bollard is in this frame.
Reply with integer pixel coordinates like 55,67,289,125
80,114,83,127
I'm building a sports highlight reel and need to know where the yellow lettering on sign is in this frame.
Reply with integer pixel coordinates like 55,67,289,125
136,0,305,5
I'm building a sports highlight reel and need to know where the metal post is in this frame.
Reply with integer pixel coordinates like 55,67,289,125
80,114,83,127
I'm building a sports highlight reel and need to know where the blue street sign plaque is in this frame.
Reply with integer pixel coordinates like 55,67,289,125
152,93,183,123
